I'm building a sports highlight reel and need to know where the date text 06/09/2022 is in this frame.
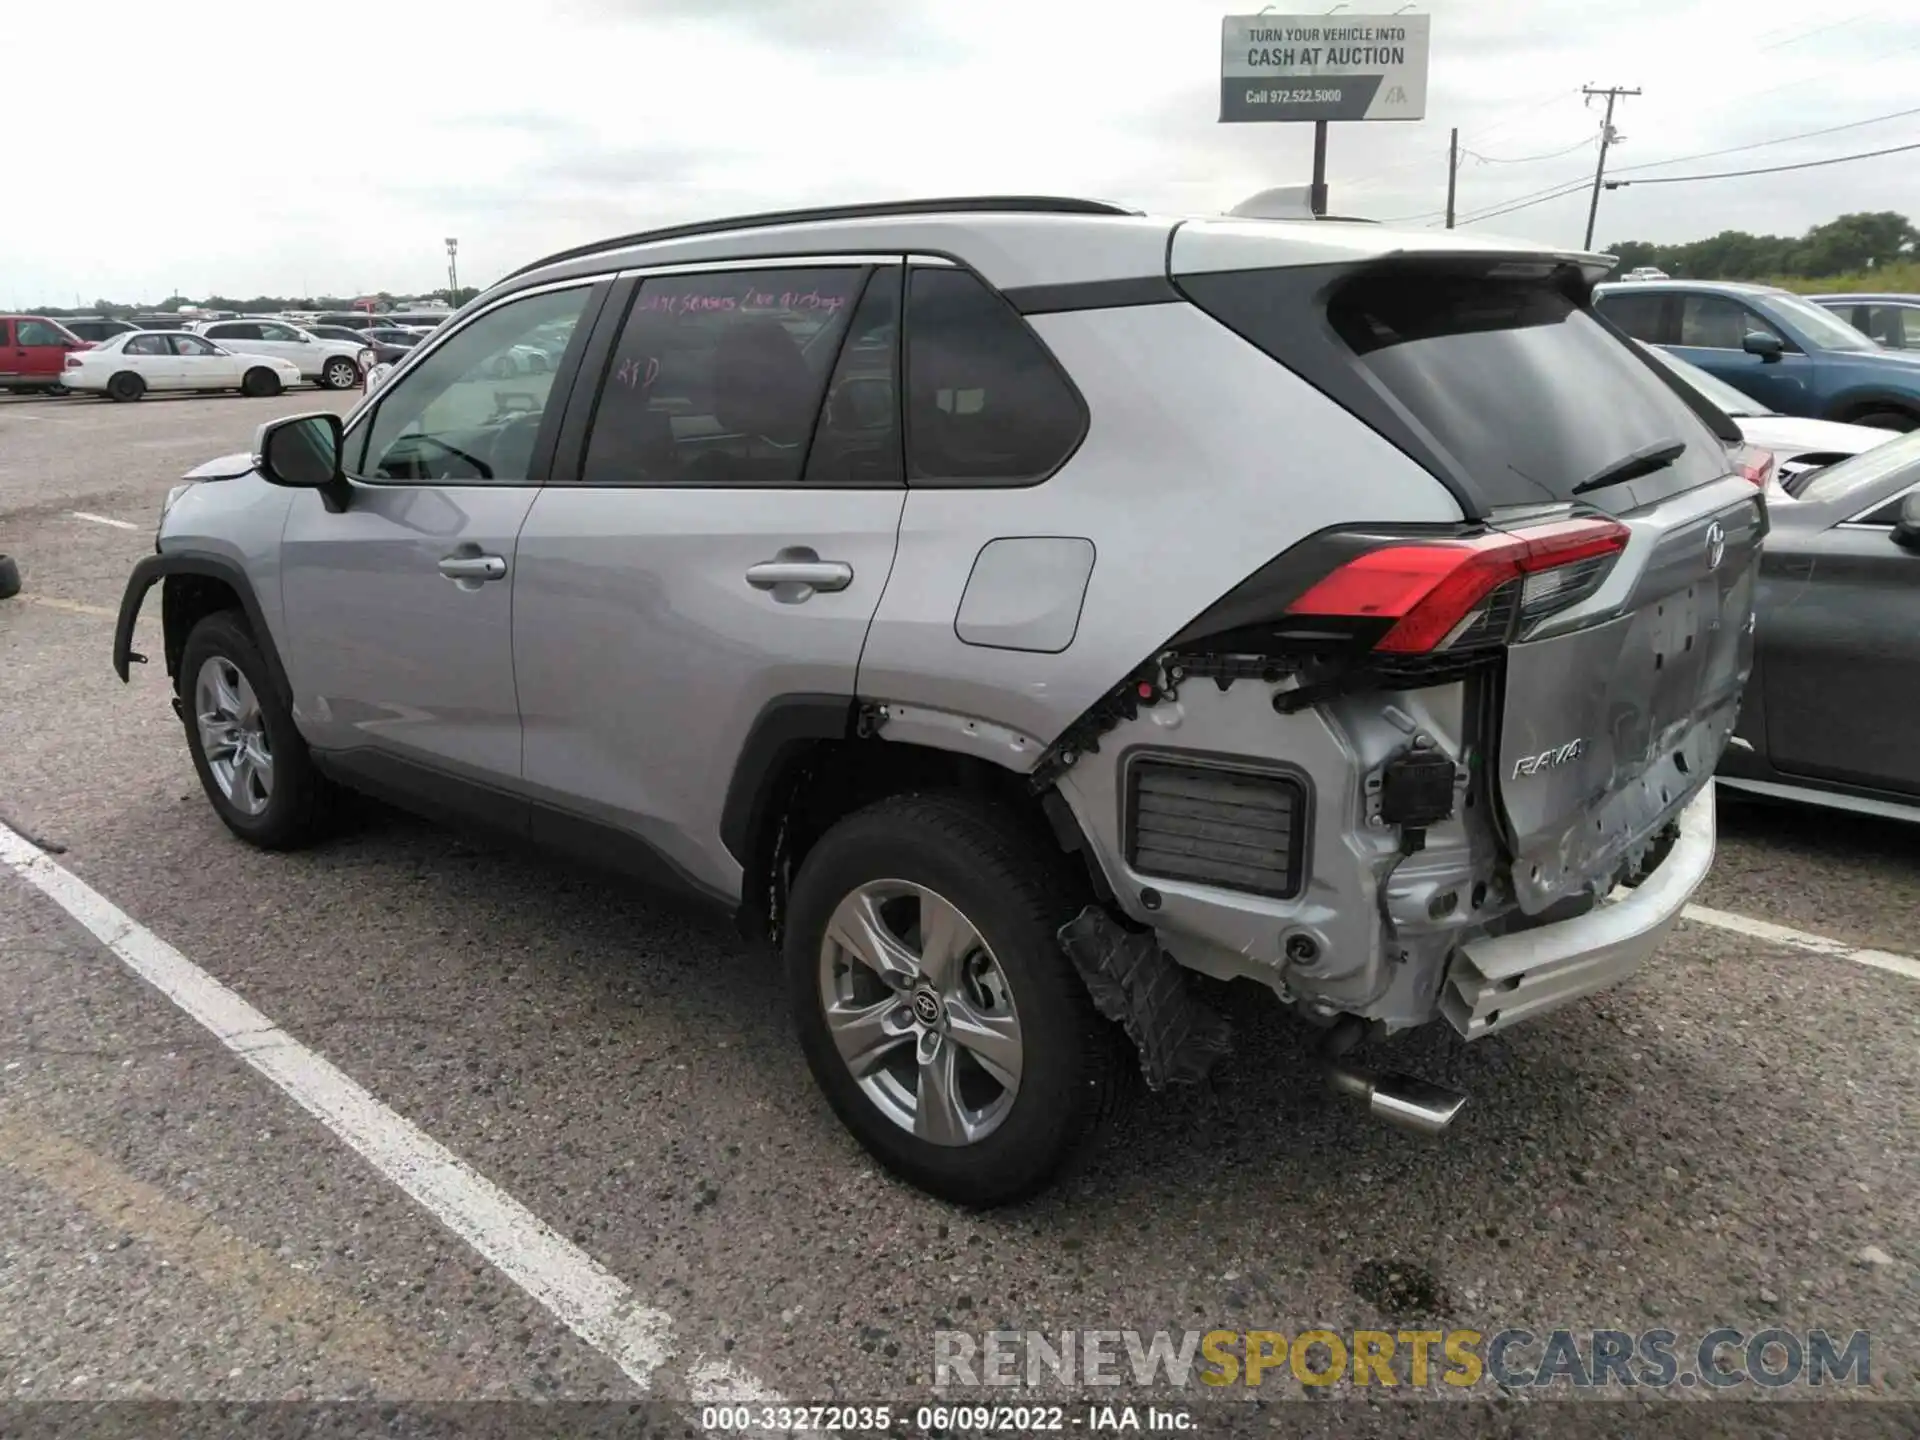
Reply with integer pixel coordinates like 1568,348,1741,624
699,1404,1195,1433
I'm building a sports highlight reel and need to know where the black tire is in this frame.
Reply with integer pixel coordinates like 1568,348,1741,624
107,371,145,402
179,610,335,850
0,555,19,600
322,356,360,390
241,366,282,398
1850,408,1917,433
784,793,1131,1207
44,383,70,397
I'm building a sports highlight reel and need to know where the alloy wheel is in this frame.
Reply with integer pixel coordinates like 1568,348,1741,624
195,655,273,816
817,880,1023,1146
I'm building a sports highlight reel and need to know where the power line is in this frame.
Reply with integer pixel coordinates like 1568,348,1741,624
1447,166,1597,225
1463,133,1596,165
1606,138,1920,188
1448,180,1594,228
1758,11,1876,51
1608,104,1920,176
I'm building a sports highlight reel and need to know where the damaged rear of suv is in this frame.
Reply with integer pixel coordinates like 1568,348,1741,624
117,198,1758,1208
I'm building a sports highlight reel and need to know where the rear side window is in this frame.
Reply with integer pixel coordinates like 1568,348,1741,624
1677,295,1782,349
1595,290,1665,342
904,268,1085,485
214,323,262,341
125,334,168,356
581,266,866,487
1180,263,1728,511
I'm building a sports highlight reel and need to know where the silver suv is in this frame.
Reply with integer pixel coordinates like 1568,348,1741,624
114,197,1763,1206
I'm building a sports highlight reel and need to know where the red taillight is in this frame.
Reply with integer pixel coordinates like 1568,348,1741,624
64,354,81,369
1729,442,1775,488
1286,517,1630,654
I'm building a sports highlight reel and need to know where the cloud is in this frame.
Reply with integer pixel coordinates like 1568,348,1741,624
8,0,1920,305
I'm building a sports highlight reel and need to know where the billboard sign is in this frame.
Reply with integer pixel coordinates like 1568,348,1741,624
1220,13,1430,122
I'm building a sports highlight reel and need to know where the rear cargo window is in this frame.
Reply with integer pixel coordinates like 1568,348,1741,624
1180,264,1729,512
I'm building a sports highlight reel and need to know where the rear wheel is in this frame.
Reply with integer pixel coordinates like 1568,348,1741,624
179,611,335,849
0,555,20,600
1850,408,1917,433
44,383,69,397
784,793,1130,1207
322,356,359,390
107,371,145,402
241,366,282,398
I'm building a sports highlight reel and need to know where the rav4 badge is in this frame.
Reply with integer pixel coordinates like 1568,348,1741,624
1512,740,1587,779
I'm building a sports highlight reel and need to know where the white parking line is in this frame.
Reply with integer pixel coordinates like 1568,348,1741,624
71,511,139,530
0,821,781,1400
1682,903,1920,982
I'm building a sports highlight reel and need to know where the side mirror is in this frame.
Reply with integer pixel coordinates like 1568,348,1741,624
255,412,349,509
1743,331,1785,362
1893,493,1920,551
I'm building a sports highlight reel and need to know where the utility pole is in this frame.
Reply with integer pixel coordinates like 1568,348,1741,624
1445,126,1459,229
1581,84,1640,250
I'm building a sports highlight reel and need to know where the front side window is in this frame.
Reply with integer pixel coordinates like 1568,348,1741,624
580,266,866,486
171,335,220,357
1863,305,1920,349
352,286,591,484
17,320,71,346
904,268,1085,484
213,323,262,341
1677,295,1782,350
125,334,169,356
259,323,302,341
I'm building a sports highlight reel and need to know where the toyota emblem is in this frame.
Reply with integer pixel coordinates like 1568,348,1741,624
1705,520,1726,571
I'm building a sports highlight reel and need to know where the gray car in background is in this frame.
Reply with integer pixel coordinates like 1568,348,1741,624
1718,430,1920,822
112,196,1763,1204
1810,293,1920,351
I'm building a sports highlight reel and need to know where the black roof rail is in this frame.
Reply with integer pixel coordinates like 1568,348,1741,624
500,195,1141,284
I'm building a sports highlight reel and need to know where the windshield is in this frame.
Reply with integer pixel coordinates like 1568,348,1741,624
1765,292,1882,352
1637,340,1775,416
1793,427,1920,506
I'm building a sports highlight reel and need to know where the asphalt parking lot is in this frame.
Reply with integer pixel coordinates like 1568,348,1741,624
1,389,1917,1430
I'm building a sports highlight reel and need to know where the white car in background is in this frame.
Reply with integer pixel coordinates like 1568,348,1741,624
62,331,302,401
186,318,365,390
1637,341,1897,497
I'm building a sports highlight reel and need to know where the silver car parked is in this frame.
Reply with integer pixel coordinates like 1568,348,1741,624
114,197,1763,1205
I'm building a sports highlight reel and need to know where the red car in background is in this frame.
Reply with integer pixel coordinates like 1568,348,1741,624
1,315,90,395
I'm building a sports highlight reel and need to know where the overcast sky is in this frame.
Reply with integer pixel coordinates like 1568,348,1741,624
12,0,1920,305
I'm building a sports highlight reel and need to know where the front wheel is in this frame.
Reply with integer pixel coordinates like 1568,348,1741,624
1850,408,1917,433
784,794,1130,1207
44,383,70,397
322,357,360,390
241,367,282,398
179,611,336,849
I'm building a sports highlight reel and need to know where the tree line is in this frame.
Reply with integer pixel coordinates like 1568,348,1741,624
1606,211,1917,281
29,287,483,317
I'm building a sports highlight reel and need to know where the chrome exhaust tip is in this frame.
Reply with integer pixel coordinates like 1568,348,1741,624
1325,1064,1468,1137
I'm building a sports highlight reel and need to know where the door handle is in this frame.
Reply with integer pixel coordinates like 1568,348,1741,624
745,557,853,594
438,553,507,583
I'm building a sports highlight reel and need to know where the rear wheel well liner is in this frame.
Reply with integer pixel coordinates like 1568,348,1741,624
726,699,1111,943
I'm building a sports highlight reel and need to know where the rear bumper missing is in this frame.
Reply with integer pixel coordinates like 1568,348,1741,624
1441,782,1716,1040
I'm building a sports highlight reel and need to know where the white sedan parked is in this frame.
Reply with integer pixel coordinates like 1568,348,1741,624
62,331,302,401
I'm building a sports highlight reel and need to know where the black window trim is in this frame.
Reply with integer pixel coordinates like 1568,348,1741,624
341,275,612,490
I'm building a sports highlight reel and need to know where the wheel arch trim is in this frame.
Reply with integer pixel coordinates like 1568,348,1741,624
113,551,293,707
